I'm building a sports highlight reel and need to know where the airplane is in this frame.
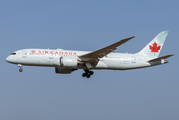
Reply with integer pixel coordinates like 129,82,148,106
6,31,174,78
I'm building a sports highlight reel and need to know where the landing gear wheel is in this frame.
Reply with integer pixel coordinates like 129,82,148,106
89,71,94,75
82,69,94,78
82,73,86,77
19,69,23,72
86,74,90,78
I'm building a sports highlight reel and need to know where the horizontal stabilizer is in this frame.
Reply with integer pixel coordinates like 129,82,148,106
147,54,174,62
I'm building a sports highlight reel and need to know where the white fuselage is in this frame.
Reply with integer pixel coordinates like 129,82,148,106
5,31,172,78
6,49,164,70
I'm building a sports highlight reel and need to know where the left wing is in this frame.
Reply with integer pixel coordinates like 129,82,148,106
78,36,136,68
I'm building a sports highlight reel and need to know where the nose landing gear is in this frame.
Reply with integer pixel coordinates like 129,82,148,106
18,64,23,72
19,69,23,72
82,69,94,78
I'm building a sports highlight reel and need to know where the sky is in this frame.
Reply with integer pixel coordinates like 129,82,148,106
0,0,179,120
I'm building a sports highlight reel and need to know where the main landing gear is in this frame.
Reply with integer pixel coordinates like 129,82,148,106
82,69,94,78
18,64,23,72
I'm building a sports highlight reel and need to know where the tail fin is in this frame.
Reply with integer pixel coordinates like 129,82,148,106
137,31,169,58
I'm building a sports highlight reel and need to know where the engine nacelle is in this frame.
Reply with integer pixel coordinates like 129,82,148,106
60,56,78,67
55,67,72,74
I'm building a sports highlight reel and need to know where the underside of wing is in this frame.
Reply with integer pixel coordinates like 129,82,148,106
79,36,136,68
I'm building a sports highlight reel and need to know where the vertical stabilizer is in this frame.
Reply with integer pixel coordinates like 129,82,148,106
137,31,169,58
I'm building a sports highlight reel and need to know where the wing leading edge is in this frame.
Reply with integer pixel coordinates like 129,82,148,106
79,36,136,68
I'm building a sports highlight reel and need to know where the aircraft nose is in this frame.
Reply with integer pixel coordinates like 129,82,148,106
6,56,16,63
6,56,10,62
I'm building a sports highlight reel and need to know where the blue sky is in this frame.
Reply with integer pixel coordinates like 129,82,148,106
0,0,178,120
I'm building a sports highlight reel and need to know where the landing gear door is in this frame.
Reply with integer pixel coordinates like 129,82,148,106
22,51,27,58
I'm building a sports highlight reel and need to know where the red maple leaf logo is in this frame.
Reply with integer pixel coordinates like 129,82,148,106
149,42,161,53
31,50,36,53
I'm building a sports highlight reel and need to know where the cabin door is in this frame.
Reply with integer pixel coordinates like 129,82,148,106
22,51,27,58
131,56,136,63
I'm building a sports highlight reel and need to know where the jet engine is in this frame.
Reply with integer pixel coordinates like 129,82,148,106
60,56,78,67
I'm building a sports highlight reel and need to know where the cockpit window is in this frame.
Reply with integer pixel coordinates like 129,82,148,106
10,53,16,55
